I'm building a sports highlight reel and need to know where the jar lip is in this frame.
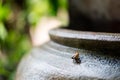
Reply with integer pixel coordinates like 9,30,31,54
49,28,120,52
49,28,120,42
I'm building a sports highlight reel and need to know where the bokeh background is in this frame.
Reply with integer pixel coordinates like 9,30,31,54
0,0,68,80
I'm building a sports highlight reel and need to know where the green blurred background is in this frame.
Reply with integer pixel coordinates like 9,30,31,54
0,0,67,80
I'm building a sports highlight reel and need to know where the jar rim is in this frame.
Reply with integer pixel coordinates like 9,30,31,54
49,28,120,52
49,28,120,42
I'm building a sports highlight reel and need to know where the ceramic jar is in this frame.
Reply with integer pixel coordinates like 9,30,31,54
16,28,120,80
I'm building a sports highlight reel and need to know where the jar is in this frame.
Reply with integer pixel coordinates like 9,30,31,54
16,28,120,80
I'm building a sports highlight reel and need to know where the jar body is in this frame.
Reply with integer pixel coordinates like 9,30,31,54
16,41,120,80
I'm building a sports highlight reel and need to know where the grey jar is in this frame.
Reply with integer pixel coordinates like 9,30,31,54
16,28,120,80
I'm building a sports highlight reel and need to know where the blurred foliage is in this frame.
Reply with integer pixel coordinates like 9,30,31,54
27,0,67,25
0,0,67,80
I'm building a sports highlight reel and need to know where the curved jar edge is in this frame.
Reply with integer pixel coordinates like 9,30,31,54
49,28,120,54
